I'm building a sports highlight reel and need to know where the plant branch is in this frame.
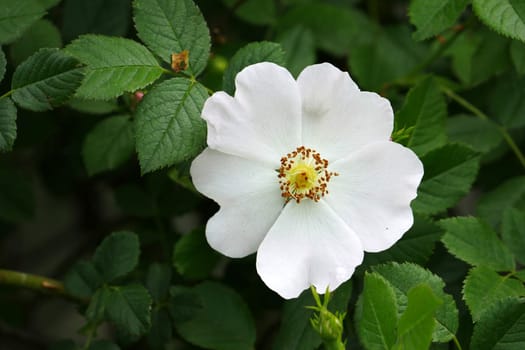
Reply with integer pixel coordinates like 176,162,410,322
441,86,525,169
0,268,83,303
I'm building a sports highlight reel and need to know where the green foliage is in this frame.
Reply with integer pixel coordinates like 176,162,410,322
65,35,163,100
372,262,459,343
173,282,256,350
447,115,503,153
277,26,316,77
0,98,17,151
11,48,84,111
105,284,152,339
502,208,525,264
409,0,470,41
62,0,130,42
82,115,135,176
93,231,140,283
395,77,447,156
133,0,210,76
9,19,62,66
477,176,525,226
412,144,480,216
2,1,525,349
470,297,525,349
222,41,286,94
356,273,398,350
473,0,525,43
349,26,426,91
393,284,442,350
463,266,525,321
0,0,46,44
273,281,352,350
172,228,220,280
440,217,515,271
135,78,208,173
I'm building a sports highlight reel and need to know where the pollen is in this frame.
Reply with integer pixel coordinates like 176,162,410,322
278,146,338,203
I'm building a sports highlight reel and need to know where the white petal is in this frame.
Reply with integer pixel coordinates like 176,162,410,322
203,62,302,166
191,148,284,258
326,142,424,252
297,63,393,162
256,200,364,299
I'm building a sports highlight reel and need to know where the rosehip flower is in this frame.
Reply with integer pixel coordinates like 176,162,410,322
190,62,424,299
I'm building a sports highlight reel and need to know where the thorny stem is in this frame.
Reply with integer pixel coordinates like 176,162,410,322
0,268,84,303
441,86,525,169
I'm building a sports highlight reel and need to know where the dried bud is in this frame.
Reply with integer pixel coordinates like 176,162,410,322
171,50,189,72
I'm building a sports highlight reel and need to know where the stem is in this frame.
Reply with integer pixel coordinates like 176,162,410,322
441,86,525,169
452,335,463,350
0,268,82,302
323,339,346,350
0,90,13,99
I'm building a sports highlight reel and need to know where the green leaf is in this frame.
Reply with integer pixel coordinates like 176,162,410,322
0,98,17,152
447,115,503,153
409,0,469,41
37,0,61,10
473,0,525,43
511,40,525,74
393,284,442,350
0,165,34,222
463,266,525,322
9,19,62,66
82,115,135,176
169,286,203,323
363,216,442,267
68,97,119,115
222,41,285,95
133,0,211,76
395,76,447,156
135,78,208,174
222,0,276,25
412,144,480,216
372,262,459,343
173,228,220,280
174,282,256,350
349,25,427,91
62,0,130,42
0,47,6,82
440,217,515,271
448,28,510,86
477,176,525,226
93,231,140,283
64,260,103,299
470,297,525,349
273,281,352,350
65,35,163,100
145,263,171,302
502,208,525,265
0,0,46,44
106,284,152,338
86,287,111,322
487,73,525,129
277,26,316,77
355,273,398,350
11,48,84,111
277,3,369,56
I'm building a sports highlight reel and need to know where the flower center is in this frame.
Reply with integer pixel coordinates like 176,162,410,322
278,146,338,203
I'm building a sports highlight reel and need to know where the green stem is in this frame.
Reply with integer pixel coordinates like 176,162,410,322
323,339,346,350
452,334,463,350
0,90,13,99
0,268,82,302
441,86,525,169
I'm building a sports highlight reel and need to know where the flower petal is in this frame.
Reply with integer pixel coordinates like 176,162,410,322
203,62,302,166
256,200,364,299
191,148,284,258
326,141,424,252
297,63,393,162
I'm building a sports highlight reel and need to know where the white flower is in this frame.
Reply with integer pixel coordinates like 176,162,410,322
190,62,424,299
